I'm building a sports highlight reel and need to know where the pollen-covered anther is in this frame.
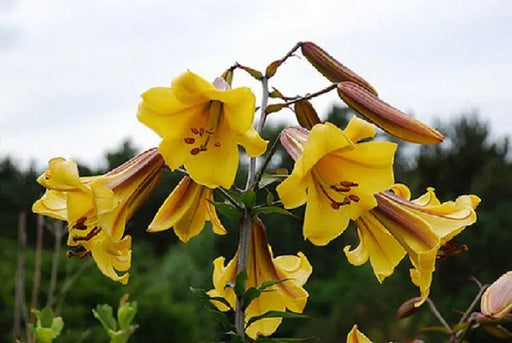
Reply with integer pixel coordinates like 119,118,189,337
66,246,92,259
72,226,101,242
191,128,199,135
340,181,358,187
190,148,201,155
330,185,350,192
214,142,221,147
184,137,195,144
348,194,360,202
72,217,88,230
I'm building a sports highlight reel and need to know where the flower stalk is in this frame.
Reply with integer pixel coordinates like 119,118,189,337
236,75,271,337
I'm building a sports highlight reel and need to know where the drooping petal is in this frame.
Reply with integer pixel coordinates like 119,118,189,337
346,325,373,343
346,214,406,282
32,190,68,221
237,127,268,157
276,169,309,209
88,234,132,285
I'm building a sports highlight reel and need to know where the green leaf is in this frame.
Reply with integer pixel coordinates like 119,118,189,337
51,317,64,338
211,202,242,221
241,190,256,209
117,300,137,331
258,279,289,291
239,65,263,80
205,307,233,331
269,88,286,99
265,103,288,115
246,311,309,328
254,206,299,219
93,304,118,332
231,335,246,343
242,287,262,310
265,60,282,78
234,270,248,297
36,308,54,328
189,287,234,311
265,190,275,205
226,188,244,203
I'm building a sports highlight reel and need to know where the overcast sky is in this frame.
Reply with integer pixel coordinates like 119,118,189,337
1,0,511,170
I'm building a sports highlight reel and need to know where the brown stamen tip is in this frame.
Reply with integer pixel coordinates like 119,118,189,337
214,142,221,147
72,217,88,230
184,137,195,144
72,226,101,242
330,185,350,192
205,129,215,135
348,194,360,202
340,181,358,187
199,128,205,136
190,148,201,155
191,128,199,135
331,202,340,210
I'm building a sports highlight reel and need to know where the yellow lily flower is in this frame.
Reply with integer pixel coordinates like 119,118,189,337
137,71,268,189
276,117,397,245
208,219,312,339
146,176,226,242
344,184,480,305
32,149,164,284
346,325,373,343
481,271,512,319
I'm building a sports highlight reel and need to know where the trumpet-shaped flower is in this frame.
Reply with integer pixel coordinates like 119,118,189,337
346,325,373,343
32,149,164,284
208,219,312,339
344,184,480,305
481,271,512,319
146,176,226,242
277,117,397,245
137,71,268,189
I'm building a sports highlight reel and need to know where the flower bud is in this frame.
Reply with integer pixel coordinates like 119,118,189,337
481,271,512,319
301,41,378,95
396,297,423,319
337,82,444,144
294,100,321,129
280,126,310,161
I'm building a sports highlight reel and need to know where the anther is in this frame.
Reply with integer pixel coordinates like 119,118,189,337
72,226,101,242
330,185,350,192
184,137,195,144
191,128,199,135
330,202,340,210
214,142,221,147
190,148,201,155
340,181,358,187
348,194,360,202
205,129,215,135
199,128,205,136
72,217,88,231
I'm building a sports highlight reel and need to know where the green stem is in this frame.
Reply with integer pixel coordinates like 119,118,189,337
253,133,282,188
234,76,270,338
426,298,455,341
284,83,338,106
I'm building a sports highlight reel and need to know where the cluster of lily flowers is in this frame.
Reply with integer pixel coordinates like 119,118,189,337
32,42,483,340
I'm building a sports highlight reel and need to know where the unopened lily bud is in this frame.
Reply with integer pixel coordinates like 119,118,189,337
294,100,321,129
337,82,444,144
481,271,512,319
396,297,423,319
301,41,378,95
280,126,310,161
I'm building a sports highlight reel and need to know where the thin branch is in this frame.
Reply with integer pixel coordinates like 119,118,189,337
13,212,28,342
283,83,338,107
30,215,44,321
216,187,244,211
278,42,303,66
47,221,65,308
55,259,94,314
254,133,282,188
426,298,455,341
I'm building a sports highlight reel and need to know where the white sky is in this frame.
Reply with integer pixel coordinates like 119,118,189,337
1,0,511,170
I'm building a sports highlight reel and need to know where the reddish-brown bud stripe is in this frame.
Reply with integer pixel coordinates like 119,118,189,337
337,82,444,144
301,41,378,95
294,100,321,129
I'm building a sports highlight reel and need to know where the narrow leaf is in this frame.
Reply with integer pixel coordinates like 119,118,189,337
205,307,233,331
265,103,288,115
247,311,309,328
254,206,299,219
234,270,248,297
241,190,256,209
211,202,242,221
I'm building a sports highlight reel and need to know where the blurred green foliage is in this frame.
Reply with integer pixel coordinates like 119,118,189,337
2,108,511,342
